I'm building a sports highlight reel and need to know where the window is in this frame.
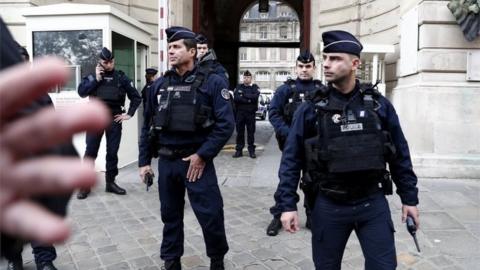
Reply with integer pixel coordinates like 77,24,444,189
279,26,288,39
259,48,267,60
280,48,287,60
244,12,249,19
270,49,277,60
240,27,248,40
256,71,270,81
259,26,267,40
33,29,102,91
240,48,247,61
276,71,290,81
260,12,268,19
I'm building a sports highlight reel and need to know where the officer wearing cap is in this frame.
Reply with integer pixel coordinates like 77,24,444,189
77,47,141,199
277,30,420,269
266,50,324,236
232,70,260,158
141,67,158,109
195,34,230,85
138,26,233,270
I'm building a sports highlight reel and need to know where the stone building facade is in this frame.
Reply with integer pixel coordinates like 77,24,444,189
1,0,479,179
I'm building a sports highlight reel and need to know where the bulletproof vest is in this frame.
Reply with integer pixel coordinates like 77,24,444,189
283,79,323,125
96,72,125,107
153,72,213,132
306,85,396,185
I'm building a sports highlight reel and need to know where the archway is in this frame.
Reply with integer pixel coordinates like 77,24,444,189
192,0,310,88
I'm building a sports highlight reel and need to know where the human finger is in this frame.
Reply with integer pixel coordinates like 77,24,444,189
197,166,204,180
3,157,97,196
0,58,69,123
1,201,70,244
1,100,109,158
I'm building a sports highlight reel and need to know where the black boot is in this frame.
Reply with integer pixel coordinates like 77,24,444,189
210,257,224,270
266,217,282,236
162,259,181,270
36,261,57,270
76,188,90,200
105,182,126,195
232,151,242,158
249,151,256,159
7,259,23,270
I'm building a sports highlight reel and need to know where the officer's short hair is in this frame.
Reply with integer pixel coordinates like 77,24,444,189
183,38,197,58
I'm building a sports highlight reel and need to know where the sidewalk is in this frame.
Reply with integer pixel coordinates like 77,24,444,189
1,134,479,270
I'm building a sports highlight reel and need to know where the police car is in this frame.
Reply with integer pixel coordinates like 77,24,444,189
256,94,270,120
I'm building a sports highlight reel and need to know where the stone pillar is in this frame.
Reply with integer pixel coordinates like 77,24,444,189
394,0,480,179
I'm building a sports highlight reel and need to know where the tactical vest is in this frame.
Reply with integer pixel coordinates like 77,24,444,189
304,85,396,195
283,79,324,125
152,72,213,132
96,72,124,106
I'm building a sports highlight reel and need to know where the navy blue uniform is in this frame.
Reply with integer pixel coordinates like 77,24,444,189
268,78,319,219
78,70,141,180
277,82,418,269
141,80,155,110
139,67,234,261
233,83,260,153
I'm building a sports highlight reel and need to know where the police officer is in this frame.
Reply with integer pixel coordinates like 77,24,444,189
232,70,260,158
277,30,420,269
77,47,141,199
195,33,230,85
138,26,233,270
141,67,158,109
266,50,323,236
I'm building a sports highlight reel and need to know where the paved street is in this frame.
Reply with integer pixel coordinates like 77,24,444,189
1,120,479,270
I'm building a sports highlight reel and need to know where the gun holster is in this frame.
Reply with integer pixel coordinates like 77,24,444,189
275,133,286,151
300,172,319,210
381,171,393,195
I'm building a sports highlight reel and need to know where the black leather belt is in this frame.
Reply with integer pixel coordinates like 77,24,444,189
319,182,382,202
158,145,200,159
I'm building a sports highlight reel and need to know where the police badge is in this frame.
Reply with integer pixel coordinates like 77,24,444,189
221,89,230,100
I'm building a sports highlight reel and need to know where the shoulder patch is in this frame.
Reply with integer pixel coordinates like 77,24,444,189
221,89,230,100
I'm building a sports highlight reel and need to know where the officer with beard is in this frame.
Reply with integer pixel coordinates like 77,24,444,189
77,47,141,199
138,26,234,270
277,30,419,269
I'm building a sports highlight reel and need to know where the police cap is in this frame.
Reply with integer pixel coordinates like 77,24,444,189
99,47,114,61
297,50,315,64
322,30,363,57
166,26,196,43
195,34,208,44
243,70,252,77
145,68,158,75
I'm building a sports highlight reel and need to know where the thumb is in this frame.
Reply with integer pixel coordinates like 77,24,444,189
182,156,191,162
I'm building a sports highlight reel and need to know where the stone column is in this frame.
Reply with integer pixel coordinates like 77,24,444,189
394,0,480,178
